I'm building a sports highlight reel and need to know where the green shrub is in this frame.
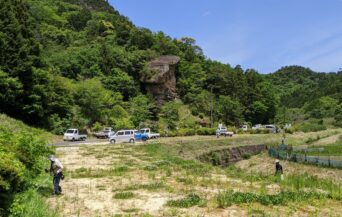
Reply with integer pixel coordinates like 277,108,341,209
217,190,327,207
112,165,129,175
196,128,216,135
9,189,58,217
251,129,270,134
0,125,53,214
113,191,134,199
285,127,295,134
143,164,158,171
333,120,342,127
166,193,203,208
242,153,251,159
91,122,103,132
178,128,196,136
295,122,326,133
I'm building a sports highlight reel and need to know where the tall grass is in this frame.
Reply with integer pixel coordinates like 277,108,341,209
226,166,342,199
9,189,59,217
217,190,328,207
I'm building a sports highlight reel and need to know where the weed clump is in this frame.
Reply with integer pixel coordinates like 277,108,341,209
217,190,328,207
166,193,204,208
113,191,134,199
143,164,158,171
118,182,166,191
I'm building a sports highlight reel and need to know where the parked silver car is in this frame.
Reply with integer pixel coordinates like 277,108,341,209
109,130,136,144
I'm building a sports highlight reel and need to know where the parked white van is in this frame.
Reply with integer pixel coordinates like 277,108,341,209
109,130,136,144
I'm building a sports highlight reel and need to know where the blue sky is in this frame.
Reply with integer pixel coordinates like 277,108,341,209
109,0,342,73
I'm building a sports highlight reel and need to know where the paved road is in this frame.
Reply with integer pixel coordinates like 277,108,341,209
52,138,146,147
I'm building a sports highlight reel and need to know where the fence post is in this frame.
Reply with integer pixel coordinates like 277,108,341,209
305,153,307,162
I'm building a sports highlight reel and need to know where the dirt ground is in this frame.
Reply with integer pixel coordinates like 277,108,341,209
47,133,342,217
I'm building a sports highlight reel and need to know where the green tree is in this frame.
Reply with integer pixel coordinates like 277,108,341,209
160,101,181,130
217,96,244,126
249,101,268,124
75,79,121,126
67,8,92,31
0,0,40,121
129,28,155,50
129,95,155,127
109,105,134,130
0,70,23,113
102,68,137,100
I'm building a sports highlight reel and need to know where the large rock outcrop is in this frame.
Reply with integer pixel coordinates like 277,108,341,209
141,56,180,106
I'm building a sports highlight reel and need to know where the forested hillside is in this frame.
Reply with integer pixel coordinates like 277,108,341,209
0,0,341,134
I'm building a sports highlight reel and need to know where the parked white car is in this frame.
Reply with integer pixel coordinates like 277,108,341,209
265,125,277,133
240,125,248,132
63,129,87,141
109,130,136,144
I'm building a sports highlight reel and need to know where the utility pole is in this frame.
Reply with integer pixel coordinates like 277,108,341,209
210,86,214,128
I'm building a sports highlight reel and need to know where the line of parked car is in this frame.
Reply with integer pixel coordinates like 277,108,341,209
239,124,280,133
62,123,282,143
63,127,160,144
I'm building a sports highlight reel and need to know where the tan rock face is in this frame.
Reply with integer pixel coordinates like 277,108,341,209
141,55,180,106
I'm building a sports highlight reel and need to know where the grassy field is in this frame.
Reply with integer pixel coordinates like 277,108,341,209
46,130,342,217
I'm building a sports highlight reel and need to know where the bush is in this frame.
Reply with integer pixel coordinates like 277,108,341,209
113,192,134,199
217,190,326,208
0,120,53,215
9,189,58,217
196,128,216,135
285,127,295,134
177,128,196,136
166,193,203,208
295,122,327,133
91,122,103,132
333,120,342,128
251,129,270,134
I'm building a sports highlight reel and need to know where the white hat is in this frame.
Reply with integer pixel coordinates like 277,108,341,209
275,159,280,163
48,155,55,161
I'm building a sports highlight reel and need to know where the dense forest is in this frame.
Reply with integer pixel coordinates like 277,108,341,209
0,0,341,134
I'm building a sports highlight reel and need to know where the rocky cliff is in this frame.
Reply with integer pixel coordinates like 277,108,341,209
141,55,180,106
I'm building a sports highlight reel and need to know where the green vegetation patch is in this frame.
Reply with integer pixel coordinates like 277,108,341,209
71,165,129,178
115,182,166,192
9,189,59,217
113,192,134,200
166,193,205,208
217,190,328,207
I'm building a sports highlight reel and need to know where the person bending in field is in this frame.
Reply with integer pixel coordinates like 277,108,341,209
47,155,64,195
275,159,283,175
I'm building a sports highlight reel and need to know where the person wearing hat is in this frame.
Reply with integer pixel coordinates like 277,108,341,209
275,159,284,179
48,155,64,195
